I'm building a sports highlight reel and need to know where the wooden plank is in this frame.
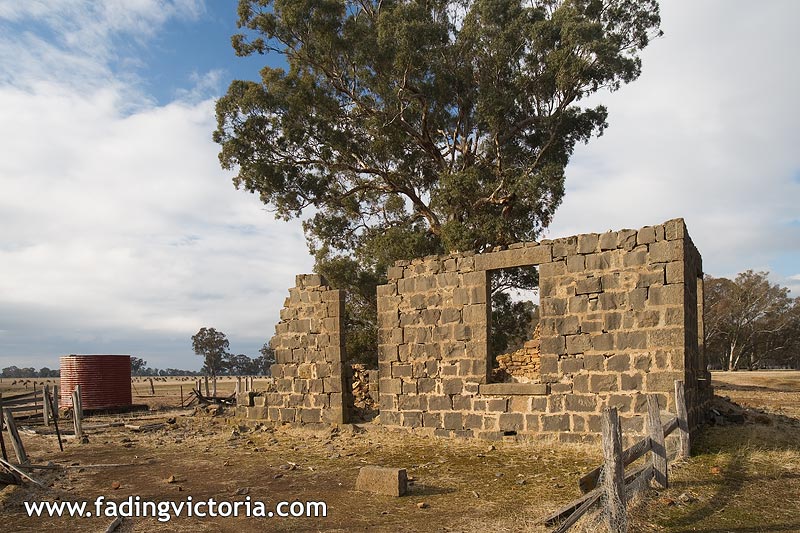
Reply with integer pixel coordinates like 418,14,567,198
72,390,83,440
0,457,46,488
602,407,626,533
0,395,44,407
2,405,43,413
662,416,678,437
647,395,668,489
551,489,602,533
45,389,63,452
2,408,29,464
579,436,652,493
43,385,51,427
0,393,8,462
0,390,39,402
544,487,602,525
674,380,690,459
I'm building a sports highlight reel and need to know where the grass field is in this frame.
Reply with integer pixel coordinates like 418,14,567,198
0,371,798,532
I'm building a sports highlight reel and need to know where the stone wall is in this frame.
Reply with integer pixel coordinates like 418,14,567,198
376,218,711,442
237,274,349,425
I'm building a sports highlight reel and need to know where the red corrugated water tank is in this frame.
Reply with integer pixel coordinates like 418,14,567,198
59,354,132,410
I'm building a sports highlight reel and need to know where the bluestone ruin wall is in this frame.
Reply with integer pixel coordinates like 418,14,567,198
237,274,349,425
241,219,712,442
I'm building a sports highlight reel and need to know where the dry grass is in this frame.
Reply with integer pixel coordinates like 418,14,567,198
1,371,799,532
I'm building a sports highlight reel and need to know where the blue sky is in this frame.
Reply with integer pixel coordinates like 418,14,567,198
0,1,798,371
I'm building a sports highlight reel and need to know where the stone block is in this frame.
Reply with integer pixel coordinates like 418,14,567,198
442,378,464,395
664,218,686,241
300,408,322,424
539,261,567,277
247,406,268,420
498,413,525,432
464,413,484,429
637,226,656,245
564,394,596,412
623,248,647,267
575,277,602,295
355,466,408,497
589,374,618,392
557,316,581,335
649,285,684,306
599,231,617,251
566,334,591,355
380,394,396,411
423,412,442,428
398,394,425,411
606,394,632,413
649,240,683,263
560,357,584,374
650,327,683,347
392,364,413,378
417,378,436,394
606,354,631,372
402,411,422,427
577,233,599,254
541,297,567,316
666,261,685,284
541,414,570,432
443,412,463,430
479,383,548,395
567,254,585,272
541,337,566,356
428,395,452,410
592,333,614,352
486,398,508,412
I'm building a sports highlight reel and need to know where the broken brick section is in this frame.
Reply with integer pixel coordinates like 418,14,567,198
237,274,349,425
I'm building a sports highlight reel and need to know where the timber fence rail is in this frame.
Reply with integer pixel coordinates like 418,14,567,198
543,380,691,533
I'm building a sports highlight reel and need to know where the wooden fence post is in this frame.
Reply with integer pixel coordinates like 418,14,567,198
602,407,627,533
212,376,217,397
0,394,8,462
72,389,83,441
646,395,668,488
674,380,690,459
54,385,60,411
43,384,51,427
149,378,155,396
204,376,210,397
2,408,29,464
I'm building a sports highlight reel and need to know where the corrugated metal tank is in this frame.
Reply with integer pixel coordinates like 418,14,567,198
59,354,132,410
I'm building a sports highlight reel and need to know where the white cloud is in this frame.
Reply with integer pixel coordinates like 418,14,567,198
0,1,312,369
547,1,800,289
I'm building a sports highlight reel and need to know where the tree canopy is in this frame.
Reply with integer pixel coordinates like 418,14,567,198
705,271,800,371
215,0,662,365
191,327,231,377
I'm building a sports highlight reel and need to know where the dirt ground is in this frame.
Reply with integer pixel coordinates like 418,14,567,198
1,372,799,532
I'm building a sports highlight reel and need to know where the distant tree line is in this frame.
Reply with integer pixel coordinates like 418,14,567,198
191,327,275,377
705,271,800,370
1,366,60,378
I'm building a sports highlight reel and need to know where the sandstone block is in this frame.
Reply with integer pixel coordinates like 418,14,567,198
355,466,408,497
